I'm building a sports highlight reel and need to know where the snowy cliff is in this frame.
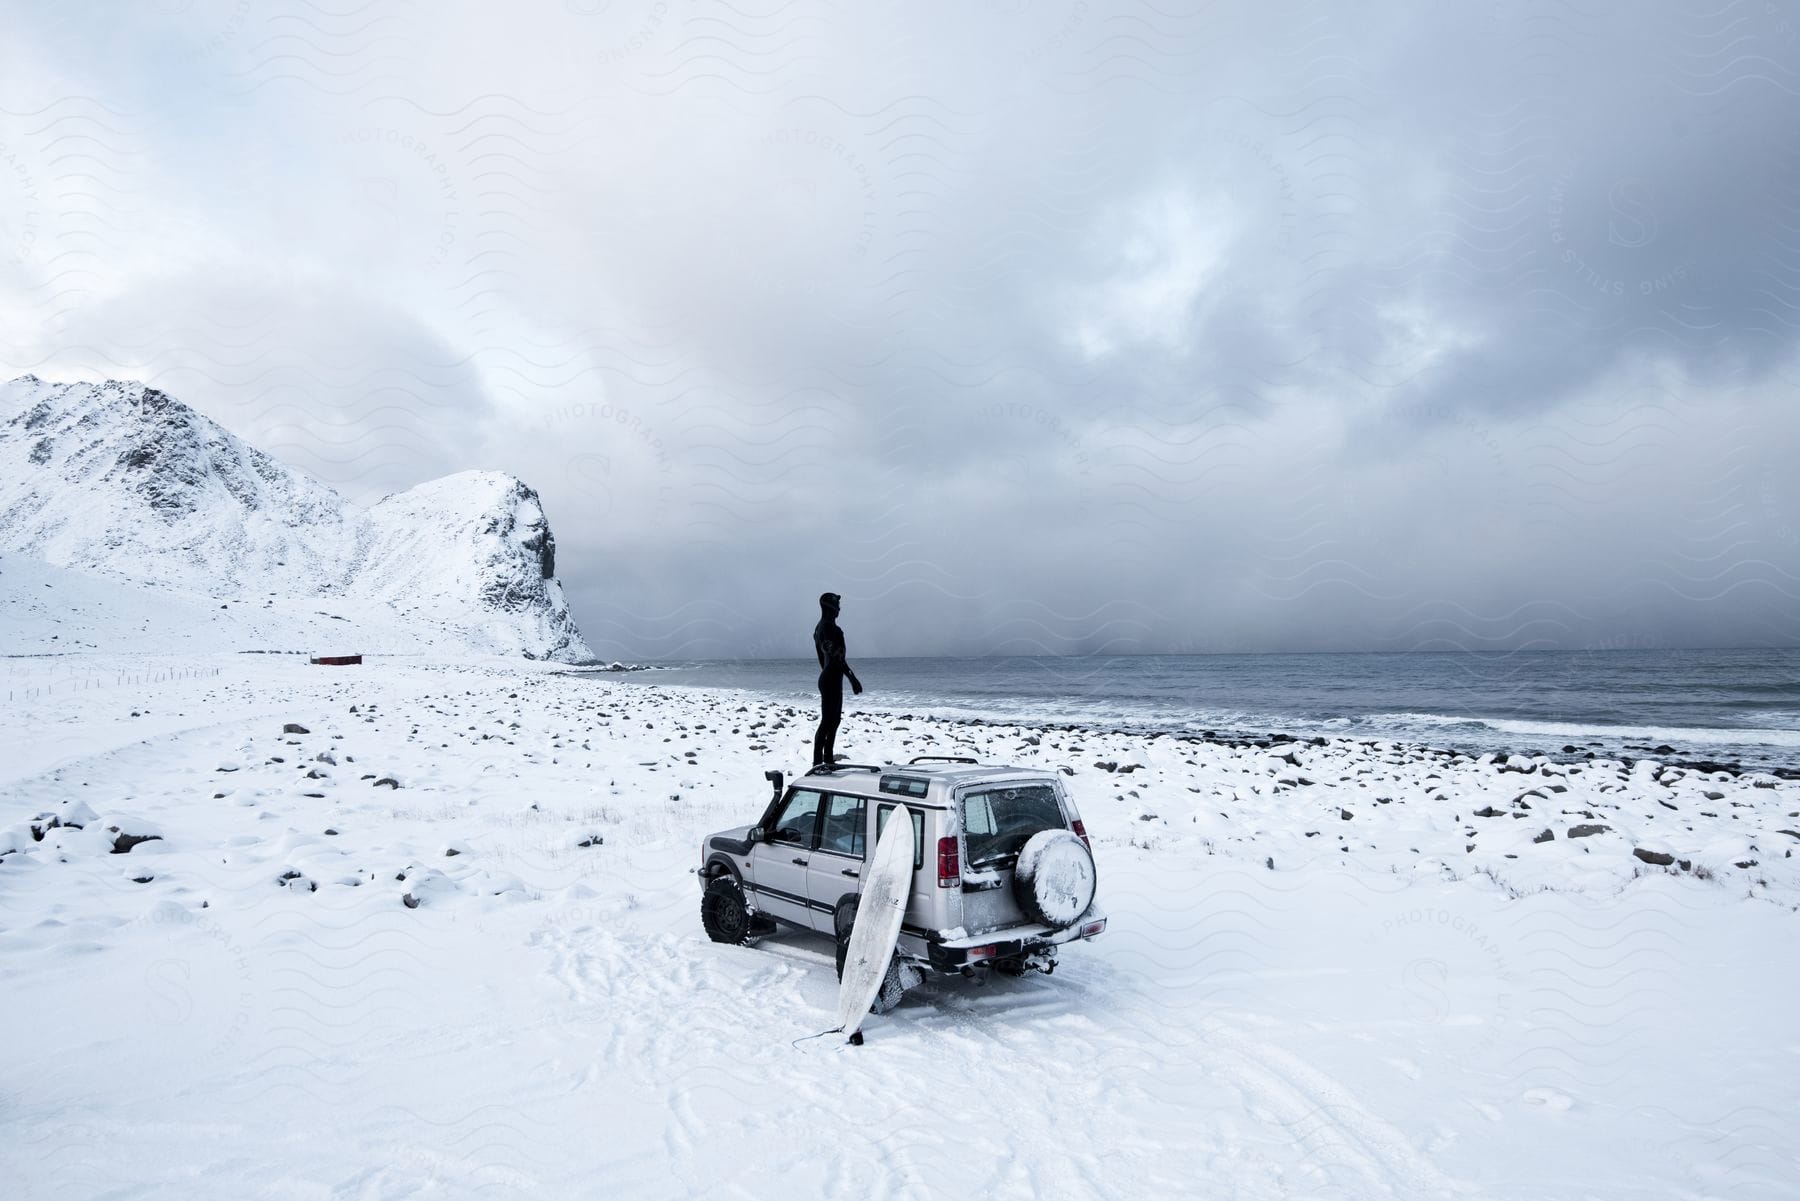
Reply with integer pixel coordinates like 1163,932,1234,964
0,376,593,661
361,471,588,661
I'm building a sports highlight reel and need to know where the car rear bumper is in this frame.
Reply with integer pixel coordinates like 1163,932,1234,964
918,905,1107,971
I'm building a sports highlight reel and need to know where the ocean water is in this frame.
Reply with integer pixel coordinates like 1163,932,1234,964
593,649,1800,773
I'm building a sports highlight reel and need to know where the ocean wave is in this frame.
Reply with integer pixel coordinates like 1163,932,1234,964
588,655,1800,770
1375,711,1800,749
1366,712,1498,732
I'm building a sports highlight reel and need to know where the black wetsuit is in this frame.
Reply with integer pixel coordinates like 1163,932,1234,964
813,612,853,765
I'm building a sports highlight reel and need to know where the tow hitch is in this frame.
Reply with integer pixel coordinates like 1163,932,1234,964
989,950,1058,977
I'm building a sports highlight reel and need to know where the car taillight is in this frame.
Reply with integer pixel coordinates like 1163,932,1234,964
1081,918,1106,939
936,836,959,888
966,944,997,961
1071,820,1090,849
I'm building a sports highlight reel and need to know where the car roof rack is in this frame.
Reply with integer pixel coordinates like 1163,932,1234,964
808,762,884,776
909,755,978,765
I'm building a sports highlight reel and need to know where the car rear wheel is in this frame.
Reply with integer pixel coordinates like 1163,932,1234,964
871,958,910,1014
834,909,913,1015
833,901,857,978
701,875,751,945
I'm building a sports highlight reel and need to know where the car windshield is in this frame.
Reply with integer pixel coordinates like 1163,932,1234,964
962,784,1065,867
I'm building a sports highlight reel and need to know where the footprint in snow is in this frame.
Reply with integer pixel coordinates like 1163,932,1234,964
1522,1088,1573,1113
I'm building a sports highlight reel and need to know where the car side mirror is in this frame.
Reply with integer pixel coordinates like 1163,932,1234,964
748,828,765,844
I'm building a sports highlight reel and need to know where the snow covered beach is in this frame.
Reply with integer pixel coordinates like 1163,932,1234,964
3,652,1795,1200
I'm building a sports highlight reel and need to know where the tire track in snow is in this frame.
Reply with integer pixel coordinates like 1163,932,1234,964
528,849,1470,1201
1201,1023,1465,1199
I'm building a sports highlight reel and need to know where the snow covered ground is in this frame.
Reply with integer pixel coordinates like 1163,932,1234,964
2,653,1796,1200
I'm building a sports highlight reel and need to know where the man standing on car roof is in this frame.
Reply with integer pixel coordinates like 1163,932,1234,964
813,591,863,765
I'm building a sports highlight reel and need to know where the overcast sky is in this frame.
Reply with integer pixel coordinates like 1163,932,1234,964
3,1,1798,659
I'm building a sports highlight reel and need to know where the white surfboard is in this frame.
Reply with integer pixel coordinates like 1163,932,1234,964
834,808,916,1041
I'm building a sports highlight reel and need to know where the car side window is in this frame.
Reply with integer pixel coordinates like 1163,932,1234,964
771,789,823,846
875,804,925,871
817,794,866,858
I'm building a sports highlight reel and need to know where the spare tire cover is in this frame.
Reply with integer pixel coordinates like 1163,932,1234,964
1013,829,1097,928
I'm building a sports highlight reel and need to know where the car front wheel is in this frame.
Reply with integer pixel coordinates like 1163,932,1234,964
701,875,752,945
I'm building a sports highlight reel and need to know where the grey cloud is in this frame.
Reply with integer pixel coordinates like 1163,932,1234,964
3,1,1798,657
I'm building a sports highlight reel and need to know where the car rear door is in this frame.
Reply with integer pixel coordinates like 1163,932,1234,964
873,801,931,932
745,787,822,926
957,781,1072,934
802,792,867,931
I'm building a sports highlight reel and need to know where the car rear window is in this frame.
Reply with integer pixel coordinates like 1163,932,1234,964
875,804,925,870
962,784,1065,868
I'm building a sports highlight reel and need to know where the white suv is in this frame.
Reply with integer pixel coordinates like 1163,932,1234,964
697,757,1106,1011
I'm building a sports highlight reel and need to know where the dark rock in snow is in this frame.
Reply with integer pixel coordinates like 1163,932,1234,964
1533,829,1555,844
1568,824,1612,839
1633,848,1675,867
283,723,310,735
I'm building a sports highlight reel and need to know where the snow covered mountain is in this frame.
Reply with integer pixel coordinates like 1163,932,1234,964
0,375,592,661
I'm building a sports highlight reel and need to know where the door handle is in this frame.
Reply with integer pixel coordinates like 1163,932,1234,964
841,868,860,879
792,857,808,866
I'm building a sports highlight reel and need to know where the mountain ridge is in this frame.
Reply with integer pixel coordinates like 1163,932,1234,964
0,375,593,661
